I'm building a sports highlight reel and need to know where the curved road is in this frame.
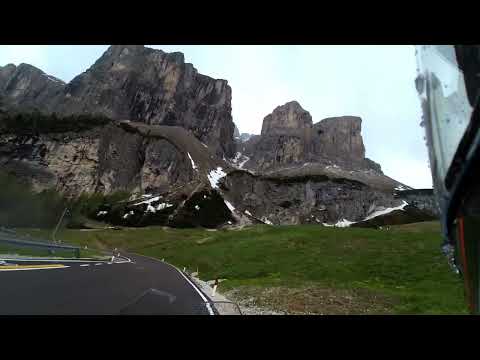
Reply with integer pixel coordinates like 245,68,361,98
0,253,213,315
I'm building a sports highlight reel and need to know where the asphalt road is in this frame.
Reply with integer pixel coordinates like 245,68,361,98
0,253,213,315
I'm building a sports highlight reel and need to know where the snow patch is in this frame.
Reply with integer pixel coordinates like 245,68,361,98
261,217,273,225
363,201,409,221
43,74,63,83
156,203,173,211
187,152,198,170
394,185,408,191
97,211,108,216
201,143,208,148
207,167,227,189
195,205,200,211
231,152,250,169
133,196,161,206
335,219,355,227
123,211,134,219
323,218,356,228
224,200,235,212
244,210,252,216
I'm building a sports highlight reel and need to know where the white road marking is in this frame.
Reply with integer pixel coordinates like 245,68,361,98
0,266,69,272
116,252,214,315
95,263,102,266
0,258,110,263
175,268,215,315
80,264,90,267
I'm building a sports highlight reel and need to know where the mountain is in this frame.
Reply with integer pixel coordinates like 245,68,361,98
0,46,235,158
238,101,381,172
0,46,437,228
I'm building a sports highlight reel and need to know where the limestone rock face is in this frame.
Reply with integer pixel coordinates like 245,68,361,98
261,101,312,135
240,101,379,173
221,170,403,226
0,53,436,228
313,116,365,167
0,46,235,158
0,63,64,111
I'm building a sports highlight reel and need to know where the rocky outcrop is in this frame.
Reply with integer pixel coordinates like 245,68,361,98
261,101,312,135
0,46,235,158
313,116,369,169
0,51,435,228
394,189,440,217
0,119,237,228
240,101,383,173
0,63,64,111
0,120,231,195
220,169,405,225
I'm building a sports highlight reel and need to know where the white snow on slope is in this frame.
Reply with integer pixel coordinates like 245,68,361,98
244,210,252,216
123,210,134,219
187,152,198,170
43,74,63,83
238,156,250,168
207,167,227,189
224,200,235,212
133,196,161,206
156,203,173,211
322,219,356,228
231,152,250,169
364,201,409,221
335,219,356,227
261,217,273,225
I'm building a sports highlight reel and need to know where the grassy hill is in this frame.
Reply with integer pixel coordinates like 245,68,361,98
21,221,468,314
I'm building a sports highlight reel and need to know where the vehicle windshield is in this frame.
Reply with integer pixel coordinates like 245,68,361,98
416,45,474,185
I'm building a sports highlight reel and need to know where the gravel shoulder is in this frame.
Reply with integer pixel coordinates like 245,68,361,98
189,274,285,315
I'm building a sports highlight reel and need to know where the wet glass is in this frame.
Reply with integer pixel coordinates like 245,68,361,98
416,45,474,183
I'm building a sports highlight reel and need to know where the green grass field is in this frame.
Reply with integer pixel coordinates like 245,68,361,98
20,221,468,314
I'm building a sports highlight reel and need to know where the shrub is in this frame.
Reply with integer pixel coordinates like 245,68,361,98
0,110,112,135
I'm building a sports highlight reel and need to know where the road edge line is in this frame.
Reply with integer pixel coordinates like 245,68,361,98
175,268,215,315
127,252,215,315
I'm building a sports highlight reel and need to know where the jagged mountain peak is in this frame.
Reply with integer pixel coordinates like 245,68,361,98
261,100,312,135
0,45,236,159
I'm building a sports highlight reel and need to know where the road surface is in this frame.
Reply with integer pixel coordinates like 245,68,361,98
0,253,214,315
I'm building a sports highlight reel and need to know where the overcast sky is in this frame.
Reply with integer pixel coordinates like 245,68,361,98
0,45,432,188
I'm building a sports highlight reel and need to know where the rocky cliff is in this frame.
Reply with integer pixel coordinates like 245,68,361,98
0,46,235,158
0,48,437,228
238,101,383,174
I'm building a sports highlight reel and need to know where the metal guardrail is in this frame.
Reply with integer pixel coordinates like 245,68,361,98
0,231,81,257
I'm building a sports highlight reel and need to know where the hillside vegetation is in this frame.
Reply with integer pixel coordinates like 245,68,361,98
22,221,468,314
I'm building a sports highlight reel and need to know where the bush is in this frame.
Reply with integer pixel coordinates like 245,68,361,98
0,110,112,135
68,191,131,221
0,172,66,228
